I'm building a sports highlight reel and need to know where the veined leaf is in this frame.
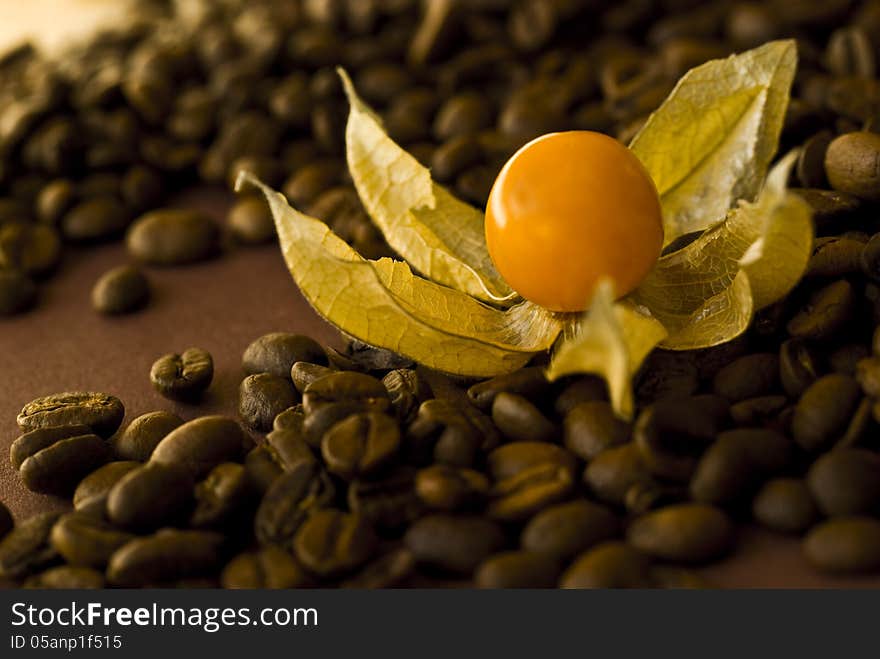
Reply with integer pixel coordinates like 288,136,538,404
239,172,561,378
631,151,813,350
338,69,514,305
630,40,797,247
546,280,668,419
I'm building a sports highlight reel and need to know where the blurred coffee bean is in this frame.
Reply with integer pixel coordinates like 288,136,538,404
113,411,183,462
404,514,505,575
283,160,342,207
797,131,832,188
0,512,60,579
491,392,557,443
807,236,865,279
151,415,247,479
73,461,140,517
24,566,104,589
107,462,193,530
49,512,134,568
779,338,820,398
804,516,880,573
792,374,862,452
107,529,225,587
476,550,559,588
807,448,880,517
150,347,214,401
584,443,653,506
293,509,377,578
91,265,150,315
255,461,335,548
487,441,577,481
0,222,61,277
559,541,653,589
627,503,734,563
222,546,313,589
487,462,574,522
563,401,630,461
752,478,819,534
227,194,275,245
126,209,219,265
0,270,37,315
521,499,619,561
191,462,255,529
414,464,488,511
61,197,128,242
433,92,492,141
786,280,856,341
35,179,76,225
713,353,780,401
826,27,876,79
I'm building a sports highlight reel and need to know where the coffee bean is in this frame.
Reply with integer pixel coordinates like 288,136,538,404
431,135,484,183
0,222,61,276
150,347,214,401
559,541,653,589
861,233,880,281
303,371,390,415
49,512,134,568
302,401,366,448
713,353,780,401
487,462,574,522
804,515,880,573
491,392,557,442
792,374,862,452
348,468,423,531
243,332,326,379
0,512,60,579
797,131,833,188
151,416,247,479
36,179,76,225
474,550,558,588
17,392,124,438
321,412,400,480
787,280,857,340
729,395,789,426
293,509,377,578
415,464,489,511
107,529,225,587
60,196,128,242
113,411,183,462
521,499,620,561
383,368,432,423
487,441,577,481
826,26,875,78
794,188,864,236
91,265,150,314
752,478,818,534
408,398,499,467
19,432,108,495
627,503,734,563
255,461,335,548
467,366,550,411
24,565,104,589
806,448,880,517
73,461,140,516
191,462,255,529
433,92,492,141
265,426,315,471
10,424,92,469
564,401,630,460
222,546,313,589
228,194,275,245
107,462,193,530
780,338,820,398
825,132,880,202
244,445,283,495
126,209,219,265
121,165,164,214
404,514,505,575
584,443,654,506
807,235,865,279
341,547,416,589
636,351,700,403
0,269,37,315
273,404,306,432
282,160,342,207
239,373,299,432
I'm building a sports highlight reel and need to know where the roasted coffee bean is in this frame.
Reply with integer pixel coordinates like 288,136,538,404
787,280,856,340
559,541,653,589
752,478,819,534
792,374,862,452
794,188,864,236
113,411,183,462
862,234,880,281
107,462,193,530
151,416,247,479
830,343,870,377
625,482,689,516
255,461,335,547
265,426,315,471
433,92,492,142
321,412,400,480
221,546,313,589
10,424,92,469
243,332,326,379
228,194,275,245
239,373,299,432
0,269,37,315
345,340,414,371
807,236,865,278
584,443,654,506
521,500,619,561
826,26,875,78
487,462,574,522
797,131,832,188
415,464,489,511
382,368,432,423
856,356,880,398
690,429,792,505
17,392,124,438
431,135,484,182
627,504,734,564
273,405,306,432
341,547,416,589
779,338,820,398
404,514,505,575
293,509,377,578
804,516,880,573
302,401,368,448
634,395,729,482
282,160,342,207
467,367,550,411
825,132,880,202
244,445,283,495
713,353,780,401
60,197,128,242
290,363,334,397
0,512,60,579
49,512,134,568
36,179,76,225
807,448,880,517
408,398,499,467
491,392,557,442
107,529,225,587
126,209,219,265
0,222,61,276
0,502,12,541
150,347,214,401
91,265,150,314
191,462,255,529
121,165,163,214
729,395,789,426
487,441,577,481
304,371,387,413
475,550,559,588
20,432,108,495
73,461,140,516
564,401,630,460
24,565,104,589
348,469,423,531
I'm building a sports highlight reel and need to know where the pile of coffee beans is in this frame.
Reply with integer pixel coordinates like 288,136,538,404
3,0,880,587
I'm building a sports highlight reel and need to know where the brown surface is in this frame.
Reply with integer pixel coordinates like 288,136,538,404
2,189,880,588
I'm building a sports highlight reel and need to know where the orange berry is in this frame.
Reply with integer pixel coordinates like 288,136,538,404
485,131,663,312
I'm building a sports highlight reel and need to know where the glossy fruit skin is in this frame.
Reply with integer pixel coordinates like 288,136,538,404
485,131,663,312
